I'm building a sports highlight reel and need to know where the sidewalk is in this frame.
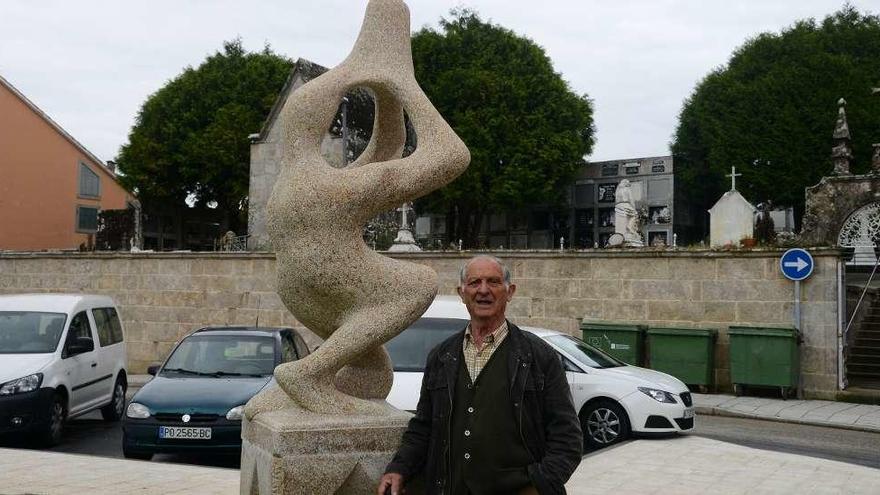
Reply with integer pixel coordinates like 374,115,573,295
693,392,880,433
3,435,879,495
2,376,879,495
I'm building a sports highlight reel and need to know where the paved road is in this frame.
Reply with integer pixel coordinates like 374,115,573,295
0,400,239,469
691,414,880,469
4,411,880,471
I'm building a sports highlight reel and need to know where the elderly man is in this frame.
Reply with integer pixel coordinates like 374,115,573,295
378,255,582,495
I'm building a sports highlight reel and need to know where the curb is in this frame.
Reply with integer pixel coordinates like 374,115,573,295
696,405,880,435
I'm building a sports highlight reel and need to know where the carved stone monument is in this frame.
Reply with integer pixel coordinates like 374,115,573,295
240,1,470,493
614,179,643,247
709,167,756,247
388,202,421,252
801,96,880,255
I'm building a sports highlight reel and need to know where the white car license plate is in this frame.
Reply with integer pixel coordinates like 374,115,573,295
683,408,695,419
159,426,212,440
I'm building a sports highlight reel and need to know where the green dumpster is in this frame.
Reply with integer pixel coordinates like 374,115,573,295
646,327,717,388
728,326,800,397
581,322,646,366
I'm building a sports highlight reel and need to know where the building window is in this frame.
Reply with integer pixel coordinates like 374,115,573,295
651,164,666,173
79,163,101,198
76,205,99,232
598,208,615,227
600,163,619,177
574,183,594,207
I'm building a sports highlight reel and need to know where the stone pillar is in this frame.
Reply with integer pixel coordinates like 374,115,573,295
831,98,852,176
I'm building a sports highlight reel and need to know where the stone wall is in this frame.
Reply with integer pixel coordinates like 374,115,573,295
0,248,842,398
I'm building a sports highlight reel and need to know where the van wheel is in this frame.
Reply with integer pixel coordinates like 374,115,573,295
101,377,126,421
581,400,630,451
41,393,66,446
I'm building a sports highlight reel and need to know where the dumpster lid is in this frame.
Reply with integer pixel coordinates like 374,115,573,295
728,326,797,337
580,321,646,332
647,327,717,337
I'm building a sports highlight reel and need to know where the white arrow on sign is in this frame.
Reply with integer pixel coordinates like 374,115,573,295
784,257,809,272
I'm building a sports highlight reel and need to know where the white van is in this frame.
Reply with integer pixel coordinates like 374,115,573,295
0,294,128,445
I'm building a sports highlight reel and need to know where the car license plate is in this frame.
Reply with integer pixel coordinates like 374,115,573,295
159,426,212,440
683,408,695,419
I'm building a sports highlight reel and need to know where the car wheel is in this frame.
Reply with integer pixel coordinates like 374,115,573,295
40,393,66,446
581,400,630,450
101,377,126,421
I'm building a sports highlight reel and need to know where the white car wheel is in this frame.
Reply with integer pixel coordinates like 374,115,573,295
582,400,630,450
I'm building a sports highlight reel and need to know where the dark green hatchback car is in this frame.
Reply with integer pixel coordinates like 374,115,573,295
122,326,309,460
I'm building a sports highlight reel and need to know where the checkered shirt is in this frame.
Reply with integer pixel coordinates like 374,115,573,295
462,320,509,382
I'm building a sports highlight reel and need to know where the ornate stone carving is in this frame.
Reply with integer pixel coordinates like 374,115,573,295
831,98,853,176
245,0,470,418
614,179,643,247
838,202,880,247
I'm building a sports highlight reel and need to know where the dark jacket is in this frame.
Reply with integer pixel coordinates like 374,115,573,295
386,322,583,495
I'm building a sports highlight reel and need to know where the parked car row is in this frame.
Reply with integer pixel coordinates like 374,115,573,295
1,292,693,458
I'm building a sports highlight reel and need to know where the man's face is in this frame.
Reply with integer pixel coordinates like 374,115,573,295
457,258,516,322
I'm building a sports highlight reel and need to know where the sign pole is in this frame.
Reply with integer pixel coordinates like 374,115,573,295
780,248,813,400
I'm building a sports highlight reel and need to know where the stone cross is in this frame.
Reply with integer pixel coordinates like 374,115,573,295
396,202,413,228
726,166,742,191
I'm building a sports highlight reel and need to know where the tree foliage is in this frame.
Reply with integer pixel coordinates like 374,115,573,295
411,10,595,246
672,5,880,233
116,40,292,232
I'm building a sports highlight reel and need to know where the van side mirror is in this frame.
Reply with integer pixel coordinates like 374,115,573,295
147,365,160,376
67,336,94,356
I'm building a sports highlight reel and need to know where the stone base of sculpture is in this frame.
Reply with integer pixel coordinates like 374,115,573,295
387,228,422,252
241,397,422,495
623,233,645,247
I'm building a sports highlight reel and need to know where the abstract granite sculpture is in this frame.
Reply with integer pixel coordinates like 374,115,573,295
245,0,470,419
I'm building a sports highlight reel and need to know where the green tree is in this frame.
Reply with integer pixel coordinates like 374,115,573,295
411,10,595,246
672,5,880,237
116,39,292,234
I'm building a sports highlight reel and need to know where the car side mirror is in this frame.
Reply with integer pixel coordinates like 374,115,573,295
67,336,94,356
147,364,160,376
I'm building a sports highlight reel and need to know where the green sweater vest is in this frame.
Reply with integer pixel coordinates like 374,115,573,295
449,339,533,494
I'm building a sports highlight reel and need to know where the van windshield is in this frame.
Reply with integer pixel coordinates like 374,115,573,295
386,317,467,372
0,312,67,354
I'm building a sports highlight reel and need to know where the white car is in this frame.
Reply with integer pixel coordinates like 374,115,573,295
385,296,694,449
0,294,128,445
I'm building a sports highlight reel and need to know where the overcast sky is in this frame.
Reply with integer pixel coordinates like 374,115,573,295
1,1,871,163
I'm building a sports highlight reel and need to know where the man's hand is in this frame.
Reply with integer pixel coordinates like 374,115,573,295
376,473,404,495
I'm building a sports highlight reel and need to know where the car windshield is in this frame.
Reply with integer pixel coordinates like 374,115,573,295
386,317,467,372
161,334,276,377
545,334,626,369
0,311,67,354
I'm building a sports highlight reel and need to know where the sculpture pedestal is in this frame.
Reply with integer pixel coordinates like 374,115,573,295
241,400,415,495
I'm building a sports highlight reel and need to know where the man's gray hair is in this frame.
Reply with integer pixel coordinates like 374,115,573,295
458,255,512,287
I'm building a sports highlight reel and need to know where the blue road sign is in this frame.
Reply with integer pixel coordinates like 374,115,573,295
780,248,814,281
